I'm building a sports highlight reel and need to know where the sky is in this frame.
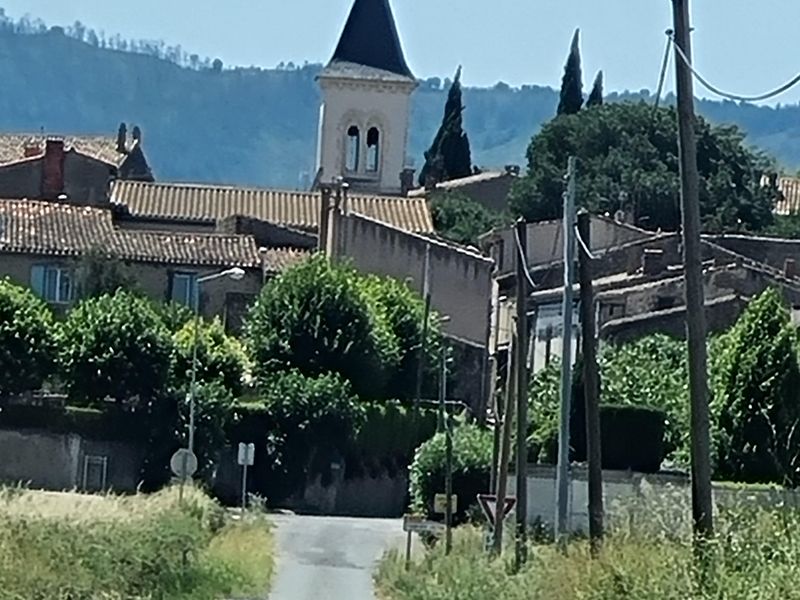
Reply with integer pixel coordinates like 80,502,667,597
3,0,800,105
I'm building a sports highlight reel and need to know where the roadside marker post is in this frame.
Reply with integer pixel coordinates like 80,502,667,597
237,442,255,513
403,515,445,570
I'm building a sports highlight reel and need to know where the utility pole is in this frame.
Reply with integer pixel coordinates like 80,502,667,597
577,210,603,555
672,0,714,540
514,219,529,569
440,345,453,555
555,156,577,548
492,332,516,555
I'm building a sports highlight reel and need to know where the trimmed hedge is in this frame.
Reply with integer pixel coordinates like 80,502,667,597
0,404,149,441
572,404,666,473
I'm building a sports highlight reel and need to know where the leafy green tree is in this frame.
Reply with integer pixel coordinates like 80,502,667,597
259,370,365,501
59,291,174,405
510,102,776,233
586,70,604,108
173,317,249,396
430,192,508,245
419,67,472,186
557,29,583,116
359,275,441,400
245,255,399,398
0,278,57,396
715,288,800,486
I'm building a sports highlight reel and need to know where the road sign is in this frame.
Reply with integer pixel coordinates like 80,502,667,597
477,494,516,527
237,442,255,466
170,448,198,480
403,514,445,535
434,493,458,514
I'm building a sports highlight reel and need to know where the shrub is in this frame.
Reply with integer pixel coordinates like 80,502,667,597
409,424,493,523
0,278,58,396
59,291,174,405
256,370,365,502
173,317,249,396
715,288,800,486
245,255,399,398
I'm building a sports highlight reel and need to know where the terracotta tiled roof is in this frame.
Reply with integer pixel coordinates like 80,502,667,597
0,199,262,268
0,134,127,167
110,180,434,233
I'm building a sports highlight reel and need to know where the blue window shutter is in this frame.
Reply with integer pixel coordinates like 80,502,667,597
30,265,46,297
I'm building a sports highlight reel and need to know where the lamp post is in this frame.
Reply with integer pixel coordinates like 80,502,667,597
187,267,246,455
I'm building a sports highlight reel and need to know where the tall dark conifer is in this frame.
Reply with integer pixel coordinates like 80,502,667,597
587,71,604,108
557,29,584,116
419,67,472,186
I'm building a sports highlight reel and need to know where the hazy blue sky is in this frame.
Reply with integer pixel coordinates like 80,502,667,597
3,0,799,104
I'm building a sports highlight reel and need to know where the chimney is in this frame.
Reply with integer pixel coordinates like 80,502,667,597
42,139,65,199
642,248,665,276
505,164,520,177
116,123,127,154
400,167,415,196
318,185,332,253
24,140,41,158
785,258,798,279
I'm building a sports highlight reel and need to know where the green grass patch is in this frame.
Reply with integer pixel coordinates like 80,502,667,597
377,507,800,600
0,486,273,599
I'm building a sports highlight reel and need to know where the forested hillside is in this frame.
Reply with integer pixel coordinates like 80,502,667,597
2,20,799,188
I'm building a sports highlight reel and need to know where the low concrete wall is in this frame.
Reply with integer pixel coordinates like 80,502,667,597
509,464,800,536
0,428,144,492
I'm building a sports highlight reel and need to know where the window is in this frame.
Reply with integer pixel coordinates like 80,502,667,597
346,125,360,171
366,127,380,172
171,272,198,308
30,265,73,304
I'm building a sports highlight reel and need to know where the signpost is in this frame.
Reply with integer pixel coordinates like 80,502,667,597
238,442,255,512
402,515,445,570
478,494,516,532
434,494,458,515
170,448,198,503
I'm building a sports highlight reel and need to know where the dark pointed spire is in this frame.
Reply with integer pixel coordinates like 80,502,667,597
329,0,413,79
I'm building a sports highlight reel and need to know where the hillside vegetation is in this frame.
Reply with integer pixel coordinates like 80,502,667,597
2,24,800,188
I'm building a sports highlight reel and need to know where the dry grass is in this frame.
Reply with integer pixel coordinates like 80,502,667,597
377,507,800,600
0,485,273,600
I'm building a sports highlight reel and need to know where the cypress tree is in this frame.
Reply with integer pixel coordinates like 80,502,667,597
557,29,584,116
419,67,472,186
586,70,604,108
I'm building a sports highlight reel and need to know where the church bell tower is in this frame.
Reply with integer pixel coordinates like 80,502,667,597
315,0,416,195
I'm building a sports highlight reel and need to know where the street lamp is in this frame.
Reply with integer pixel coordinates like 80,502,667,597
187,267,246,454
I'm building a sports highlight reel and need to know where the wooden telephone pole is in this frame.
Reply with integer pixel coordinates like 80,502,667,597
672,0,714,538
514,219,529,569
577,210,603,553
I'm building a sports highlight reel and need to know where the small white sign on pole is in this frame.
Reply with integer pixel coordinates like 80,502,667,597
238,442,255,466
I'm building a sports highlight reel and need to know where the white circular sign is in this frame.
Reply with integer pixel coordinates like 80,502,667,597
170,448,198,479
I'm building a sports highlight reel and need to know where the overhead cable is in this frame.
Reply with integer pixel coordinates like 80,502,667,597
513,227,538,290
668,31,800,103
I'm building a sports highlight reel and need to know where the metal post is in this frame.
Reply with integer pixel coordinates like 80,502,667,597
405,530,413,571
514,219,529,569
188,279,200,455
414,245,432,417
442,347,453,555
241,463,248,513
555,156,577,548
672,0,714,541
577,210,604,554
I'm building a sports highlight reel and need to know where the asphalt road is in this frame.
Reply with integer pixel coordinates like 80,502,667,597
268,514,407,600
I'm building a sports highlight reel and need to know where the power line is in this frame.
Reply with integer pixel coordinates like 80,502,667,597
513,226,538,290
667,31,800,103
574,225,596,260
653,31,672,111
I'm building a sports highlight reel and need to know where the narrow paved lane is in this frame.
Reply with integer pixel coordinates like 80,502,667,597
268,514,406,600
